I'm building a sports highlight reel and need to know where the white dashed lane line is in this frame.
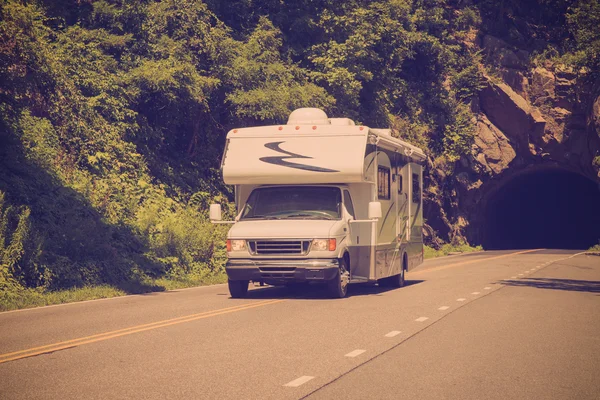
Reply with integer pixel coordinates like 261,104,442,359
345,349,366,358
457,298,466,302
484,287,492,290
384,331,401,338
438,306,450,311
284,376,314,387
471,292,480,295
415,317,429,322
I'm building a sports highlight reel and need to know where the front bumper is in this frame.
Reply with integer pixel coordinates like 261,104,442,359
226,259,339,282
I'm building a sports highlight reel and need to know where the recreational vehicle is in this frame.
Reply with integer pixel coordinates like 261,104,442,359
210,108,425,298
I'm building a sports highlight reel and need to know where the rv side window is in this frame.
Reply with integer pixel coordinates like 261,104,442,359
378,167,390,200
397,175,403,194
412,173,420,203
343,190,355,218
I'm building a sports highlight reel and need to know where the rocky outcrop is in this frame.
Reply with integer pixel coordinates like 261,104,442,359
473,114,516,175
479,80,545,151
430,34,600,245
481,35,529,70
473,35,599,178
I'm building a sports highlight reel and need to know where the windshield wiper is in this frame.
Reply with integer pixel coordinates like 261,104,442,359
284,214,335,220
243,215,280,220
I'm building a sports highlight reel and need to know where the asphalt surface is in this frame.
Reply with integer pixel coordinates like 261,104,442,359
1,249,598,399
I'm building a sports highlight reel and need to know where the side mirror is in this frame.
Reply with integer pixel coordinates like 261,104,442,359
368,201,382,220
209,204,222,221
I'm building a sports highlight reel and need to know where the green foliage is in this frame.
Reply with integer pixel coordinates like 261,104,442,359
442,101,477,162
0,191,46,292
566,0,600,81
224,17,334,123
424,243,483,259
588,242,600,252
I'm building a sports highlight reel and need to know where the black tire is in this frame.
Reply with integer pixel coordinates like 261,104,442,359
228,279,249,298
327,257,349,298
390,266,405,288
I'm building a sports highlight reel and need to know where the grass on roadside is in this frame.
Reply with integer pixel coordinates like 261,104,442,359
588,242,600,252
424,243,483,259
0,273,228,312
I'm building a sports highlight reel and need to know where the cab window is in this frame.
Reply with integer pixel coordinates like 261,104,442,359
343,190,355,218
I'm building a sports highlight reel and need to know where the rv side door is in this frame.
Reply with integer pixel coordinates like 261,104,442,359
397,164,410,241
409,164,423,243
343,189,370,280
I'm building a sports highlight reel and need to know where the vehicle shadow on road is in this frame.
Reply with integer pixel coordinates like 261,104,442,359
240,279,425,300
499,278,600,294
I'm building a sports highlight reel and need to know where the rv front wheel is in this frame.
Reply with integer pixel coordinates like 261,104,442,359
228,279,249,298
327,258,349,298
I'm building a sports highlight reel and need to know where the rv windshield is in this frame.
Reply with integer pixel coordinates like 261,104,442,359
241,187,342,220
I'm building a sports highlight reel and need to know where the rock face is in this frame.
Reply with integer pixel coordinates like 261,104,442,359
473,114,516,175
434,34,600,245
479,81,545,150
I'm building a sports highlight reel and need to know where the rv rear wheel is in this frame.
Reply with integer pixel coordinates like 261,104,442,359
390,267,405,288
327,258,349,298
228,279,249,298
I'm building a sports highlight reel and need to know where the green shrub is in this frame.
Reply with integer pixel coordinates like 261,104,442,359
424,243,483,259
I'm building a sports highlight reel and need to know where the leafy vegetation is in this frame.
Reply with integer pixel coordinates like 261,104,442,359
588,243,600,252
0,0,597,309
424,243,483,259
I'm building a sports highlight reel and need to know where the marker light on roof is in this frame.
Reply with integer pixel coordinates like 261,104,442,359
278,126,283,130
359,126,364,131
312,126,317,130
295,126,300,130
233,129,238,133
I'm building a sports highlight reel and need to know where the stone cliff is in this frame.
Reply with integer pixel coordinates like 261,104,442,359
427,34,600,247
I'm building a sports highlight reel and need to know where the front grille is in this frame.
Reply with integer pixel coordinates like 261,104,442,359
248,240,310,255
259,267,296,272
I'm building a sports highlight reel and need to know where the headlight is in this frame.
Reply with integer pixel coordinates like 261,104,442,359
227,239,247,252
312,239,336,251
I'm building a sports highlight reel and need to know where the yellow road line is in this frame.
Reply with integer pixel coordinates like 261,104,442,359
0,299,285,364
411,249,542,275
0,301,272,359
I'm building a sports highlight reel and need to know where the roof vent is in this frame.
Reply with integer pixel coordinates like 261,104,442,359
287,108,330,125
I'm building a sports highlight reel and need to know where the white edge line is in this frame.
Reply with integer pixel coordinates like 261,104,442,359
284,376,315,387
0,284,229,315
345,349,366,358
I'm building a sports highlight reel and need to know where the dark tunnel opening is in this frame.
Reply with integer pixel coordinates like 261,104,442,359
483,169,600,250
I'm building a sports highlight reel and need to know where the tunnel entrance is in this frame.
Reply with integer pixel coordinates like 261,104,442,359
482,168,600,250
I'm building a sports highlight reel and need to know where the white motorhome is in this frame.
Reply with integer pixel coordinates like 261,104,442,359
210,108,425,298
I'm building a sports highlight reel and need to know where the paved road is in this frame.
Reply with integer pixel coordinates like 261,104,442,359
1,250,598,399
